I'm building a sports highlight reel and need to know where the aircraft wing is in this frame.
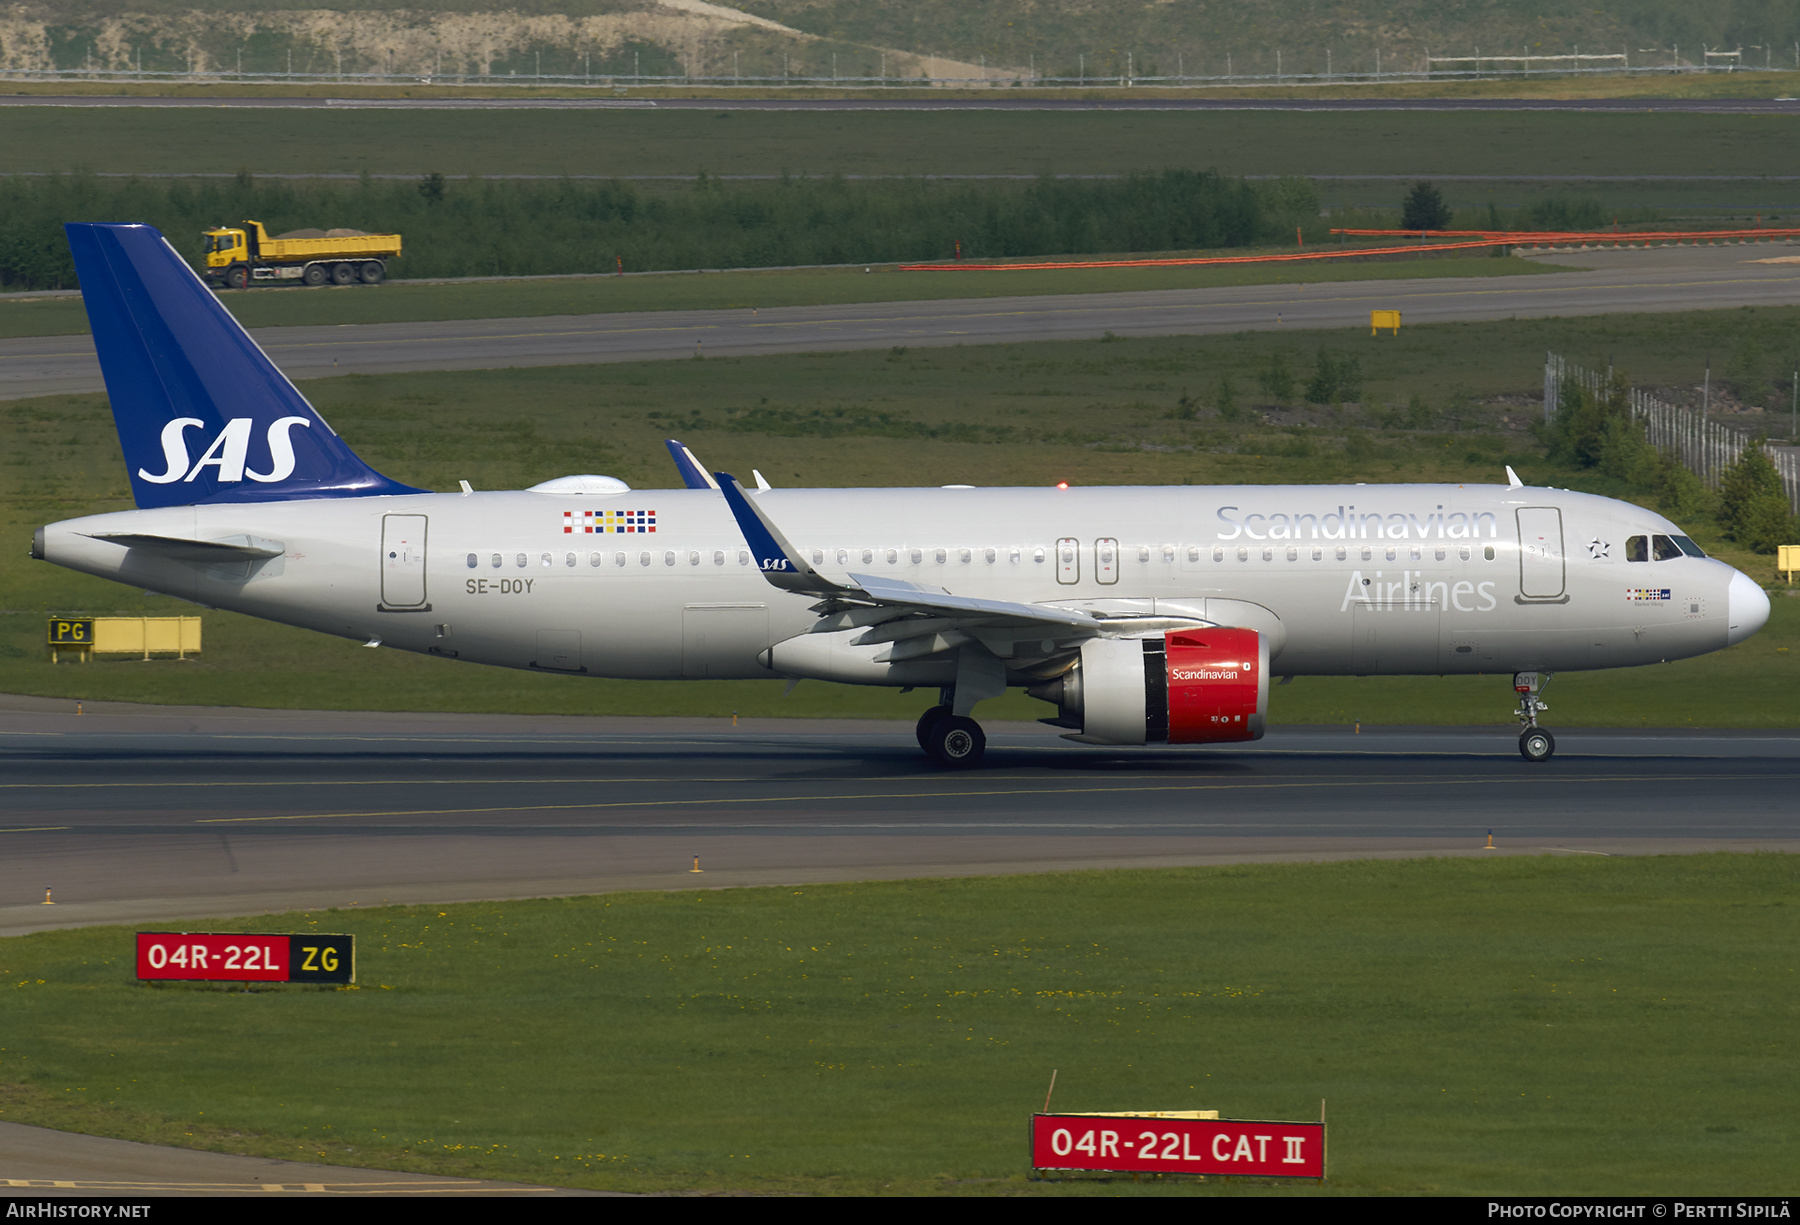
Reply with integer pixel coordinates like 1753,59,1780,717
842,571,1099,630
713,473,1194,653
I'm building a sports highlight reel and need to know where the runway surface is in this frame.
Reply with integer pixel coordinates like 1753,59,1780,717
3,246,1796,399
3,695,1795,939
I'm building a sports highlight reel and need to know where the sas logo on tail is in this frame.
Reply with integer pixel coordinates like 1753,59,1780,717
139,417,312,485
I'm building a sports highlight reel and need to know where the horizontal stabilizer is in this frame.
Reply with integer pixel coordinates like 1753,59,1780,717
65,223,423,509
87,532,286,561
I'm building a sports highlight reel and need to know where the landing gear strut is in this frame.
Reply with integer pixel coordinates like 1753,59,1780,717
1514,671,1555,763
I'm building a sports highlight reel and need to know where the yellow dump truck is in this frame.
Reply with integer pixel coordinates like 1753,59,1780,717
201,220,401,289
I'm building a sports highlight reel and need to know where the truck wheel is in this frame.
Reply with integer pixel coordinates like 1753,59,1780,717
330,263,356,286
359,262,385,285
225,266,250,290
302,264,328,287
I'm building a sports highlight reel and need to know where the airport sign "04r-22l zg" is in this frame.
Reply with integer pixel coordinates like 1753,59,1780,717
135,933,355,984
1030,1113,1325,1178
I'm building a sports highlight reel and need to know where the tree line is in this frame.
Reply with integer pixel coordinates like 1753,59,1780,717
0,170,1322,291
1548,373,1796,553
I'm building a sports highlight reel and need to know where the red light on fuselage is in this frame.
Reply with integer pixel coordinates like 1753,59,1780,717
1056,482,1069,489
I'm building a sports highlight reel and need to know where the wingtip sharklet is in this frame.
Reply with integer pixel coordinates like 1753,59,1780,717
713,472,828,593
664,439,720,490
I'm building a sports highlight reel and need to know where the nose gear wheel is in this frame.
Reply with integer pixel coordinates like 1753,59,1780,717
1512,672,1555,762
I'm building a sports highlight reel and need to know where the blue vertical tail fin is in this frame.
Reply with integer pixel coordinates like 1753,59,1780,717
66,223,423,509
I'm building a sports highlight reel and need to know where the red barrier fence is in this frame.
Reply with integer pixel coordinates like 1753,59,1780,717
1329,227,1800,244
898,227,1800,273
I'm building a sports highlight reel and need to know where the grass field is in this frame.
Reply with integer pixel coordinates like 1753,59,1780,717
8,106,1800,183
5,307,1797,726
0,254,1554,340
1,855,1793,1195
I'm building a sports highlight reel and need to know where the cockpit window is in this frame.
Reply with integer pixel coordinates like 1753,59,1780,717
1626,535,1648,563
1671,535,1707,558
1652,535,1682,561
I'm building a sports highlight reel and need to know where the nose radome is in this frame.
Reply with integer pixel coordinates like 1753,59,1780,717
1727,570,1771,646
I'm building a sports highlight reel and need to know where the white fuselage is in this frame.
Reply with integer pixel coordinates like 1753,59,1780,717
39,482,1750,684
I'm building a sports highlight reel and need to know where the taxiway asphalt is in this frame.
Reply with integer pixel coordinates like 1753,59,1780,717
2,246,1793,400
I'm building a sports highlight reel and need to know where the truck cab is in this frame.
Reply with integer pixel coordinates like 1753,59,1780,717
201,222,267,289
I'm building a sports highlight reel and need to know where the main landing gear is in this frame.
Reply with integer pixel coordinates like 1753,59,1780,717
1514,671,1555,763
916,700,986,769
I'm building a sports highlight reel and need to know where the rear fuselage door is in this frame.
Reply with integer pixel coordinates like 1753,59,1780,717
380,514,428,608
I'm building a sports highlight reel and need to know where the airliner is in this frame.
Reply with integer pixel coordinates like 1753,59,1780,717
30,224,1772,766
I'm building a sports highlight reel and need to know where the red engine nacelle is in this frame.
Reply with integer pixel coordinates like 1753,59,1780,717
1030,628,1268,746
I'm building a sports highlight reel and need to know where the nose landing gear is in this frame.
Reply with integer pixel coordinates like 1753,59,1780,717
1514,671,1555,762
